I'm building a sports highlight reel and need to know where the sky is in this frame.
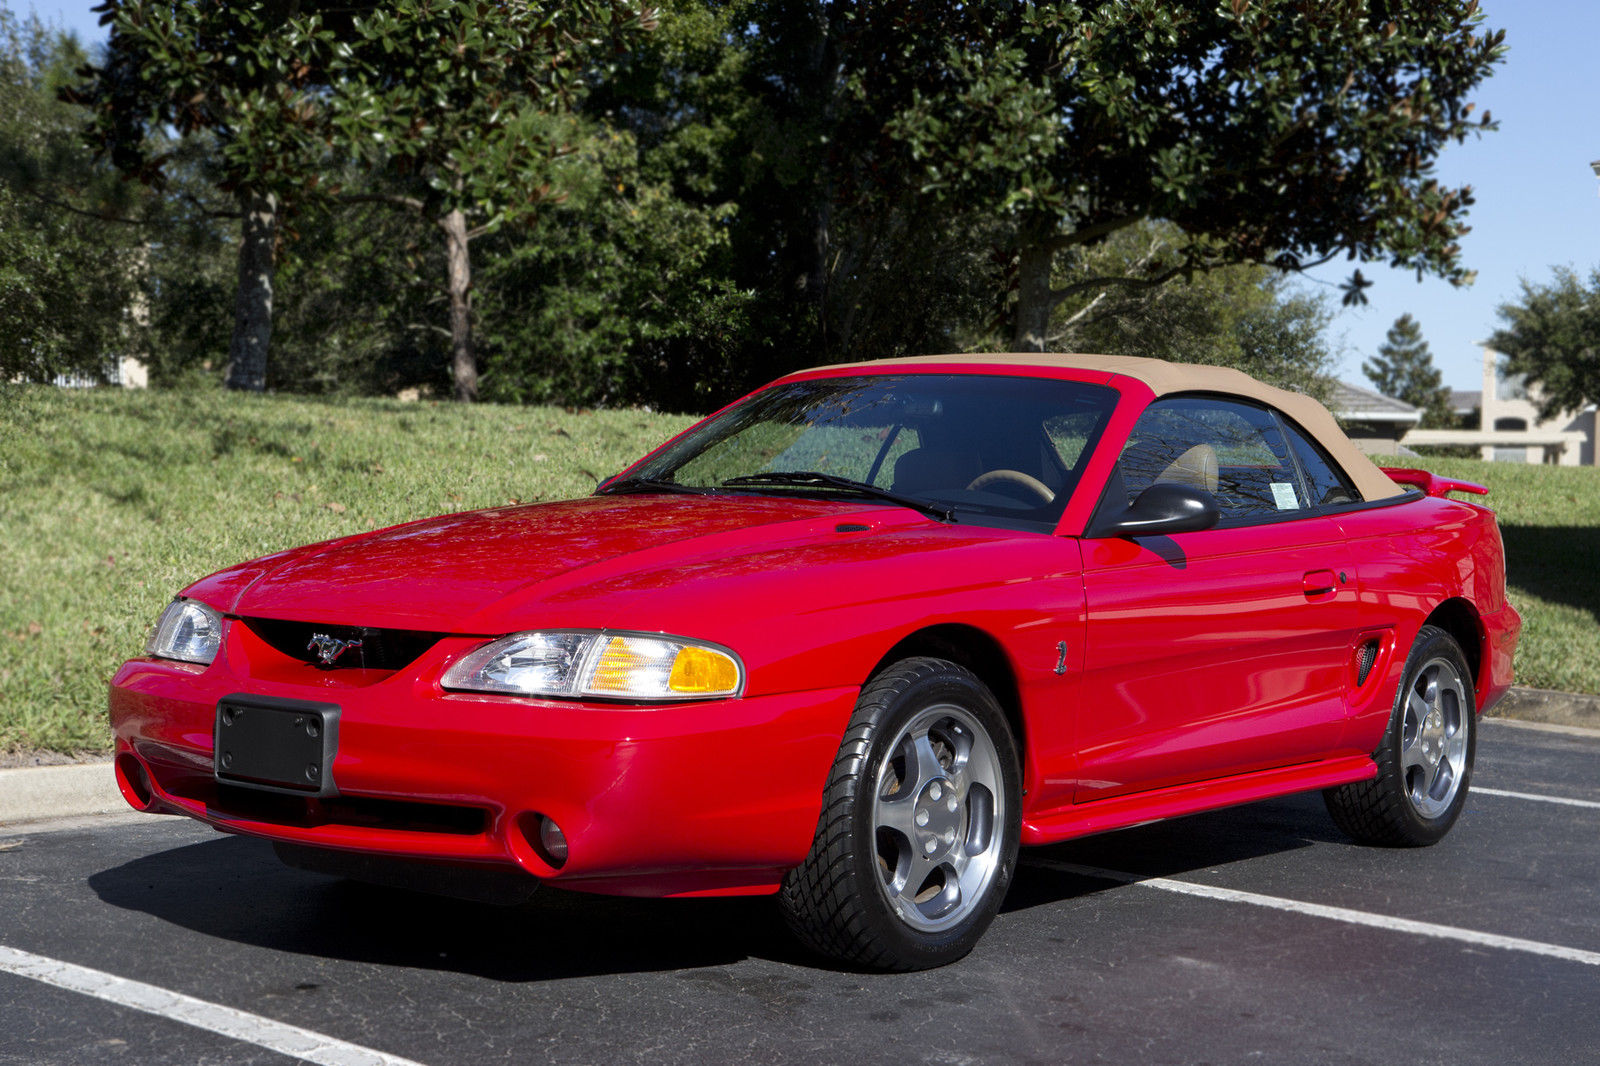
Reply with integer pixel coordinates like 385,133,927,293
22,0,1600,390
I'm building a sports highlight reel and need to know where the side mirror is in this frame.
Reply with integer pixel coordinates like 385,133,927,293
1090,483,1221,538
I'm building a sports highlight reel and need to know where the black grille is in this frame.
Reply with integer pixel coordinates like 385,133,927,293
1356,640,1379,686
210,784,487,835
243,617,445,671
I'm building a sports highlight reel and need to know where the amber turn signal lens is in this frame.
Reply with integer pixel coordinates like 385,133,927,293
668,645,741,695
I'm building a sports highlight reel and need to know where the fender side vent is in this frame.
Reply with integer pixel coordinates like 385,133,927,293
1356,640,1380,687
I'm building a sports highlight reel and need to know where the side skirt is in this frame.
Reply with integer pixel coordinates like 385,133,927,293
1020,755,1376,847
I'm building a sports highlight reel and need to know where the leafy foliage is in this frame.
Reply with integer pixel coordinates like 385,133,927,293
0,11,142,384
21,1,1510,412
1036,223,1335,398
1364,313,1453,426
69,1,337,199
1488,267,1600,421
834,0,1504,344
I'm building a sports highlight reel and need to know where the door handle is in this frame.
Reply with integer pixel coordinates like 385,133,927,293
1302,569,1338,598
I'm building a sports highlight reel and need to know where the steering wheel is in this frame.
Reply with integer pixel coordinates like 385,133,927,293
965,469,1055,504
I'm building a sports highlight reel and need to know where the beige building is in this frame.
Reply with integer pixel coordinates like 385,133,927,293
1401,348,1598,465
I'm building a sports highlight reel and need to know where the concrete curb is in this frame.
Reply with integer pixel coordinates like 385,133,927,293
1489,686,1600,731
0,761,121,829
1,685,1596,830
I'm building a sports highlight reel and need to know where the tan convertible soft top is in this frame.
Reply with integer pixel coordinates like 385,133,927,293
798,352,1405,502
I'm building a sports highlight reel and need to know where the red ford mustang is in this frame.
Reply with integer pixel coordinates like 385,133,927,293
110,354,1519,970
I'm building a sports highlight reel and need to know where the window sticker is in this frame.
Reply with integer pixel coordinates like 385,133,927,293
1270,482,1300,510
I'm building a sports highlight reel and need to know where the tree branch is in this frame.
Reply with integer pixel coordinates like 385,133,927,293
1041,214,1147,255
1047,263,1191,309
338,192,426,213
1046,288,1111,345
26,192,149,227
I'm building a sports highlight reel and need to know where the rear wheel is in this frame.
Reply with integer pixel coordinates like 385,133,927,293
1324,625,1476,846
779,657,1021,971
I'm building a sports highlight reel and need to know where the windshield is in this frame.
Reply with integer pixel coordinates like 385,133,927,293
608,374,1120,532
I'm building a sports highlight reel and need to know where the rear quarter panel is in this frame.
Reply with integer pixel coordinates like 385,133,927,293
1332,494,1513,749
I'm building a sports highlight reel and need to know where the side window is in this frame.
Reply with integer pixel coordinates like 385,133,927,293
1116,396,1309,526
1282,420,1358,507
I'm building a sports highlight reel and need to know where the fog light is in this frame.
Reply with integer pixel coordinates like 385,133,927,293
537,815,568,868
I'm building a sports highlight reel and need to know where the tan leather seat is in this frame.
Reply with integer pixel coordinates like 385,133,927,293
1155,444,1219,493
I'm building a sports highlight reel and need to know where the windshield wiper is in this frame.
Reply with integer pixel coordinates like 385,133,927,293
722,471,954,522
596,476,712,496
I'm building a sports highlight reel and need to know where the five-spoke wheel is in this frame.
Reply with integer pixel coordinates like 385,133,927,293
1325,624,1476,846
779,658,1020,971
871,704,1005,933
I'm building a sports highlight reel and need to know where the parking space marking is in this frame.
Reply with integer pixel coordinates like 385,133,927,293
0,945,428,1066
1475,787,1600,810
1026,860,1600,967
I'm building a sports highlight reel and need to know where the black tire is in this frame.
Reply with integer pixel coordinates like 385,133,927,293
778,657,1022,971
1324,624,1476,846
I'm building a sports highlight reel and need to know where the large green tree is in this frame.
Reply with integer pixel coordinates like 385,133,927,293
832,0,1504,350
1488,267,1600,420
69,1,343,391
1050,223,1335,396
326,0,654,402
1364,313,1452,426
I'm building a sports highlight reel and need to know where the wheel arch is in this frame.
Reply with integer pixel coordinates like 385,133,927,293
1423,597,1484,699
869,624,1026,765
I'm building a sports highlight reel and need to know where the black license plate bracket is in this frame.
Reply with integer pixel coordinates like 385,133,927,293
214,695,340,796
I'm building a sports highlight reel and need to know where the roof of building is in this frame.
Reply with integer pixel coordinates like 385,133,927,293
1329,380,1422,423
1449,389,1482,414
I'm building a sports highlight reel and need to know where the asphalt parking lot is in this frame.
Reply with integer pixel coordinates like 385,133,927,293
2,717,1596,1066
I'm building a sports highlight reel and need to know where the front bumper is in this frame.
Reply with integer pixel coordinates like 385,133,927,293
108,645,857,898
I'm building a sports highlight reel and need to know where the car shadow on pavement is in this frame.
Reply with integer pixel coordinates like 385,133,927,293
88,833,816,979
1003,791,1347,913
86,792,1344,977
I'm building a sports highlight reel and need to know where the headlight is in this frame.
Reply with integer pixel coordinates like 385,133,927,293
441,630,744,701
146,599,224,665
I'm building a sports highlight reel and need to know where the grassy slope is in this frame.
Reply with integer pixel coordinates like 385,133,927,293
0,387,693,752
1385,455,1600,696
1,389,1594,753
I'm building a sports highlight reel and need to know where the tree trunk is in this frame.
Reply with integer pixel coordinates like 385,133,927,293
442,208,477,402
1012,240,1054,352
225,189,277,391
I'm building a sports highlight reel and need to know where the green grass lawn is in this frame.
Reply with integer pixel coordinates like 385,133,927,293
1385,454,1600,697
1,387,1595,754
0,387,693,753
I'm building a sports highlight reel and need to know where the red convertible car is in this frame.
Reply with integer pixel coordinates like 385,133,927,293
110,353,1519,970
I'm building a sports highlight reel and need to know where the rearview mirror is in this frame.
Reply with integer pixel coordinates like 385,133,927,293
1090,483,1221,538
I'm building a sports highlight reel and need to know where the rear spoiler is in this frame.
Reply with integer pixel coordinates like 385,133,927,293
1380,467,1489,499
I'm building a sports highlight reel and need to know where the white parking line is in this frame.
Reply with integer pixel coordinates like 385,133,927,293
1027,860,1600,967
0,945,427,1066
1475,786,1600,810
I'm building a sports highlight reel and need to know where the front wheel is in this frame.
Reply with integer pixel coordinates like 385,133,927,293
779,658,1021,971
1324,624,1476,846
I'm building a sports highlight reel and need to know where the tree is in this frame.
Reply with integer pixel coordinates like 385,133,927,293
1060,232,1337,398
68,1,343,391
474,118,752,408
1487,267,1600,420
1364,313,1453,426
326,0,654,402
0,10,142,385
833,0,1505,350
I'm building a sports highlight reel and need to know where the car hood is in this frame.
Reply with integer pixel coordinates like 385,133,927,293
208,493,912,632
